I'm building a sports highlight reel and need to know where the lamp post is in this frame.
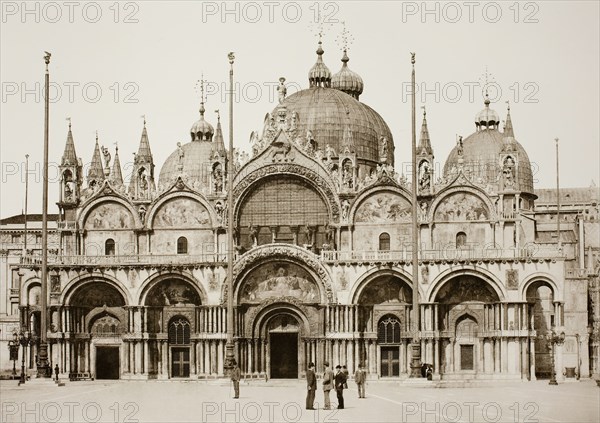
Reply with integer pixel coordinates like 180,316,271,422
8,333,19,378
546,329,565,385
18,330,32,385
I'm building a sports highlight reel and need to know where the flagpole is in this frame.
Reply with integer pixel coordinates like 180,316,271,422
23,154,29,256
555,138,561,250
224,52,236,372
37,51,51,377
410,52,421,377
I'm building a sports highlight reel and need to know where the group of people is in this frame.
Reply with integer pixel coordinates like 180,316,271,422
228,359,367,410
306,362,367,410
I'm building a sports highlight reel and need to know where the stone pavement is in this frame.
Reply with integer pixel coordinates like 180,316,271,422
1,378,598,423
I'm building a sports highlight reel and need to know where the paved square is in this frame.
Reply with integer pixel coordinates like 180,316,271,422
1,379,598,423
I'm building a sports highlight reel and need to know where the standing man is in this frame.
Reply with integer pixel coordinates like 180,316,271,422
322,361,333,409
334,365,347,409
354,363,366,398
231,360,241,399
54,364,60,382
306,362,316,410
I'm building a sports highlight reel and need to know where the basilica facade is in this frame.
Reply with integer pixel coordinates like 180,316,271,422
2,43,599,382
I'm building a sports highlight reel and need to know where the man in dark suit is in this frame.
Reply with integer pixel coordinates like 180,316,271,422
306,362,316,410
231,360,241,399
354,363,366,398
334,365,346,409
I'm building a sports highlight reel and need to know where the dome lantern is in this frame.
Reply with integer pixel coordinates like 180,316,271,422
475,93,500,131
331,49,364,100
308,41,332,88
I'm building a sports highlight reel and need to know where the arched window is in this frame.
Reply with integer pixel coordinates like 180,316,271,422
105,239,115,255
378,233,391,251
378,315,401,344
177,237,188,254
456,232,467,248
168,318,190,345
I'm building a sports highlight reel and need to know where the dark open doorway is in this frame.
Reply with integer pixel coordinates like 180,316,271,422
270,333,298,378
95,346,120,379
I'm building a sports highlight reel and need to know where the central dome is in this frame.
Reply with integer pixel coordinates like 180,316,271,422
276,86,394,165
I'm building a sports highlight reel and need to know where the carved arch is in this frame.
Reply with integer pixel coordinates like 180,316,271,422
428,267,506,303
224,244,335,305
61,273,131,306
429,185,497,222
77,195,141,229
145,191,217,230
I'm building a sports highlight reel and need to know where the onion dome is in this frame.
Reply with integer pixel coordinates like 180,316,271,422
276,87,393,165
475,94,500,130
190,102,214,141
443,102,533,194
331,49,364,100
308,41,331,88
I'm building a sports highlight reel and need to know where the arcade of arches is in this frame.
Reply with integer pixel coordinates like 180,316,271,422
22,270,567,380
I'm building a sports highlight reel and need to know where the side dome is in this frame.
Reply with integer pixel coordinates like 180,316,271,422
277,86,393,165
159,141,218,189
331,50,364,100
443,104,533,194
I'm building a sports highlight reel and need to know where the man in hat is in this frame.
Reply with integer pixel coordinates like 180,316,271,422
334,365,347,409
322,361,333,409
306,362,317,409
354,363,366,398
231,360,241,399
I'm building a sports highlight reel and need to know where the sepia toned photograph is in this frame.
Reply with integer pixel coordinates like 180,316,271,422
0,1,599,422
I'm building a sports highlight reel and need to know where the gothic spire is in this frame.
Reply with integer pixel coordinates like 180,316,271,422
87,132,105,183
135,117,154,164
61,118,78,166
308,38,332,88
213,109,226,153
418,107,433,155
504,101,515,138
110,145,123,186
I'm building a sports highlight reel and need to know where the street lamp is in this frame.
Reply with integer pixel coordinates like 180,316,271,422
546,329,565,385
8,332,19,378
18,330,32,385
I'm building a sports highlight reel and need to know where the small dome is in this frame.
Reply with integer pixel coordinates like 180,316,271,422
308,41,331,87
475,96,500,129
331,50,364,100
443,128,534,194
159,141,217,188
190,104,214,141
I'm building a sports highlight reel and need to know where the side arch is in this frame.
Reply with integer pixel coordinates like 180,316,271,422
61,273,132,306
428,266,506,303
137,271,207,306
145,191,218,230
77,195,141,229
349,267,425,304
521,273,562,302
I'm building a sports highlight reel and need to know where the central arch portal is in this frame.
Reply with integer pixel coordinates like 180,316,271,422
267,313,300,378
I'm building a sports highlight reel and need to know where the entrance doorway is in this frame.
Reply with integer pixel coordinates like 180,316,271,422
460,345,474,370
380,347,400,377
95,346,120,379
171,347,190,377
270,333,298,378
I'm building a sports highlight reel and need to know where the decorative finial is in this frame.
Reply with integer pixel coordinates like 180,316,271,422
228,52,235,64
44,51,51,68
421,105,426,117
215,109,220,122
141,114,146,127
95,130,98,143
66,117,71,129
480,66,495,104
411,52,416,65
336,21,354,53
195,74,207,116
505,100,510,112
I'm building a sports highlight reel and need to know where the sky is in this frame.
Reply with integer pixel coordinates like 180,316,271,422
1,0,599,218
